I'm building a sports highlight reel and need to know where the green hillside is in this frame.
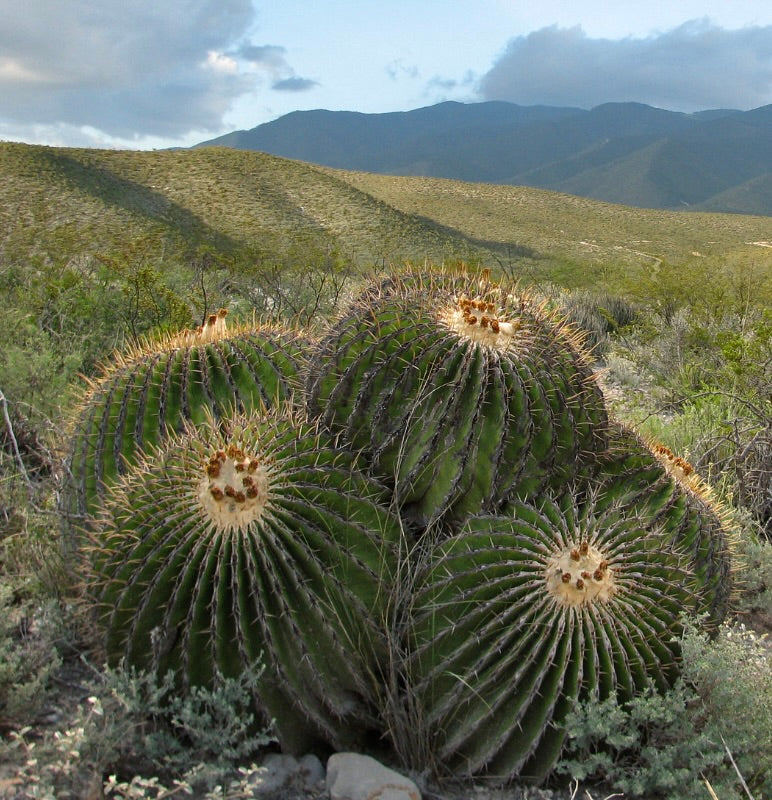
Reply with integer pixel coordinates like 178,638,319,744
3,141,769,291
693,173,772,215
327,167,772,291
0,142,486,268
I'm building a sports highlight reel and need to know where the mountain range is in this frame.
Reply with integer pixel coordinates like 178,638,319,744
195,101,772,216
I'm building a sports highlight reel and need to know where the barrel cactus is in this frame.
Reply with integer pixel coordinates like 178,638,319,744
583,422,734,626
406,486,707,783
65,310,307,524
87,409,404,753
306,269,608,527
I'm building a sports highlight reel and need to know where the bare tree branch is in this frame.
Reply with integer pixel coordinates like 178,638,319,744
0,388,32,490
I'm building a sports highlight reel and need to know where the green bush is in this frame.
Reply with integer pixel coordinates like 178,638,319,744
1,661,276,799
95,663,276,775
0,584,62,725
558,288,637,352
557,618,772,799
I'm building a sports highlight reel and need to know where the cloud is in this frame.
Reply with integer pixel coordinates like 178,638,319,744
478,20,772,111
0,0,267,140
386,59,419,81
232,44,318,94
235,44,291,75
272,77,319,92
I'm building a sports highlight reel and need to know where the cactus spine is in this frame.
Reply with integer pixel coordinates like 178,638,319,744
307,270,608,526
89,410,403,753
407,489,699,782
66,312,306,523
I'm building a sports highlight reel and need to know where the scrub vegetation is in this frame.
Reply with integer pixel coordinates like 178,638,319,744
0,142,769,799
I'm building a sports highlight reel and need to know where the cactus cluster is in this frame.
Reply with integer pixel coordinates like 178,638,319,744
66,266,733,784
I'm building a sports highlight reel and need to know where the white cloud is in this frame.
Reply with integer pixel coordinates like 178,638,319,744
206,52,239,75
478,20,772,111
0,0,261,139
0,57,55,84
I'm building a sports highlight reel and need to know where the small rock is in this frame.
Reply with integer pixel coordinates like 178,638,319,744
327,753,421,800
298,753,326,787
250,753,299,795
249,752,326,796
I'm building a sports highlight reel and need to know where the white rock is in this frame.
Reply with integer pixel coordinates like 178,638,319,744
327,752,421,800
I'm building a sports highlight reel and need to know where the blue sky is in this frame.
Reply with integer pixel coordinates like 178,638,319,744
1,0,771,149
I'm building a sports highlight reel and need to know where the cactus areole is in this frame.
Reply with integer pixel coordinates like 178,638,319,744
197,444,271,531
545,540,615,607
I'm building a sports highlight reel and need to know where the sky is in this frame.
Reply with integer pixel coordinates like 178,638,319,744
1,0,771,150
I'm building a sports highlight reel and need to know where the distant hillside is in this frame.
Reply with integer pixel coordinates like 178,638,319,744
2,141,770,297
195,101,772,216
0,142,490,271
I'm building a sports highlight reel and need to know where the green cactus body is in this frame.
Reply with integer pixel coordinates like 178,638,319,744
406,489,699,783
89,410,403,753
307,270,607,526
66,313,307,524
583,423,734,626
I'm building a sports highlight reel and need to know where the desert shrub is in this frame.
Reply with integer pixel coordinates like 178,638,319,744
0,585,62,727
92,663,276,776
733,522,772,620
1,662,276,799
610,304,771,534
558,289,637,352
557,618,772,799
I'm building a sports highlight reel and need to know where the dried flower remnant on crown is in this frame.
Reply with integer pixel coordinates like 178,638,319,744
441,294,523,348
175,307,230,346
545,539,615,607
197,441,270,531
652,443,694,477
